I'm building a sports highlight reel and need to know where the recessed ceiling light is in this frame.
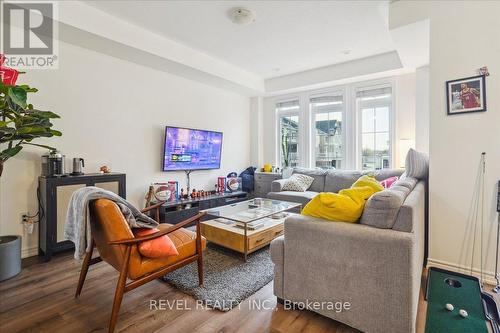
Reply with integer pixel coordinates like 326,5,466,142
228,7,255,25
340,50,351,55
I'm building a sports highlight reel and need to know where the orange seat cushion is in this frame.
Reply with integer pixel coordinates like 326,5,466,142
128,224,206,280
132,228,179,258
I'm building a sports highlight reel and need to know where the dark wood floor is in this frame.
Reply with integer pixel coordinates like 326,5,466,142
0,251,497,333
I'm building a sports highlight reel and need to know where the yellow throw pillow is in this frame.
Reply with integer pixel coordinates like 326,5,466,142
301,175,383,223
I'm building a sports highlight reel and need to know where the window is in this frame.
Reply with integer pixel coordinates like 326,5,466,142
310,94,344,169
271,80,395,170
276,100,300,167
357,86,392,170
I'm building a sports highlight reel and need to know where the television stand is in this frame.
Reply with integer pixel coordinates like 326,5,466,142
159,191,248,225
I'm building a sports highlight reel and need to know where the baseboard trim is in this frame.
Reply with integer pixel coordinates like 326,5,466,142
21,246,38,259
427,258,499,286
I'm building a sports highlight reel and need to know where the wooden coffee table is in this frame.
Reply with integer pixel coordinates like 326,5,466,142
201,198,301,261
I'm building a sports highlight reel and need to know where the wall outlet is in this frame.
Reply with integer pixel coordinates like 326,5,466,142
21,214,36,234
21,213,37,225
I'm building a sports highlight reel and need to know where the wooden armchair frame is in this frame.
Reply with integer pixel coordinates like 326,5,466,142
74,200,206,333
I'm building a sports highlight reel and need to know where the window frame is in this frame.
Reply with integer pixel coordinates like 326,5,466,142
354,82,396,170
270,78,396,170
275,97,301,168
309,89,346,169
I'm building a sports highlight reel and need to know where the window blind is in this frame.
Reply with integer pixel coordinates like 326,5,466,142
356,86,392,99
276,100,299,111
310,95,343,105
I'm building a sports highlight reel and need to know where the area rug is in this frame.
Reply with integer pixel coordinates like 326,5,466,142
161,243,274,311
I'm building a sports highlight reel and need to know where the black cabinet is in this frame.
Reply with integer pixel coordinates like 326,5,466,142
38,173,126,261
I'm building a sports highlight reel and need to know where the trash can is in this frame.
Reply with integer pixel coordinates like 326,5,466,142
0,235,21,281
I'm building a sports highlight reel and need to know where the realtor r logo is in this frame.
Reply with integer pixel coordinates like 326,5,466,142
1,1,59,69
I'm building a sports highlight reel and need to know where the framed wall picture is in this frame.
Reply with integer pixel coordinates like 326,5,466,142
446,75,486,115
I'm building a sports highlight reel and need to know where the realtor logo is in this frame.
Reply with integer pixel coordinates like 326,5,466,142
1,1,58,69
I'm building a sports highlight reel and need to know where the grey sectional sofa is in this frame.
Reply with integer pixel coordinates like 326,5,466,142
267,167,404,204
269,168,426,333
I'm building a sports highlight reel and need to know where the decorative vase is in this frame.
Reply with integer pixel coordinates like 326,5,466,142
282,166,293,179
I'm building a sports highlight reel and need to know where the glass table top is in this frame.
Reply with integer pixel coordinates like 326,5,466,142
202,198,301,224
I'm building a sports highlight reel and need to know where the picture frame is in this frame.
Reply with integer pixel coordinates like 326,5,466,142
446,75,486,115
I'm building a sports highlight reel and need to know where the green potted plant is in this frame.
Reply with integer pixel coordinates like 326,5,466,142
0,67,61,177
281,127,290,168
0,58,61,280
281,127,293,178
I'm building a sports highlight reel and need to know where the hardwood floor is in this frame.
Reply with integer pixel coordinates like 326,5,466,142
0,252,497,333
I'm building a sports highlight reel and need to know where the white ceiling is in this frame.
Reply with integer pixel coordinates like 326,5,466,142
86,1,396,79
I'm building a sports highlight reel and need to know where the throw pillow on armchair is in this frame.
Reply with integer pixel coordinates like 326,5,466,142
132,228,179,258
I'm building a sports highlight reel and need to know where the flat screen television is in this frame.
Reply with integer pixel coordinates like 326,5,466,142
163,126,223,171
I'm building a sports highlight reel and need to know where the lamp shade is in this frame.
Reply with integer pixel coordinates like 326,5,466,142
399,139,415,168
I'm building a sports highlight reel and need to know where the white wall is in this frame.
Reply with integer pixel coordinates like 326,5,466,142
395,73,417,167
260,73,416,169
415,66,429,153
391,1,500,282
249,96,264,167
0,40,251,257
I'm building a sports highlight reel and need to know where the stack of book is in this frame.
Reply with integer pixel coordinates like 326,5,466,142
235,220,264,230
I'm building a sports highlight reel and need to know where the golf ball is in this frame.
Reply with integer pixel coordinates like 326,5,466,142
445,303,454,311
459,309,468,318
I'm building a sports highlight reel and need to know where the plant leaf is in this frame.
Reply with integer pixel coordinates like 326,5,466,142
16,126,47,134
31,110,60,118
18,85,38,93
0,145,23,159
50,130,62,136
23,142,56,150
7,87,27,108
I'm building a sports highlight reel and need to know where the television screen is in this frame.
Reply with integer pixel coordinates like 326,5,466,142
163,126,223,171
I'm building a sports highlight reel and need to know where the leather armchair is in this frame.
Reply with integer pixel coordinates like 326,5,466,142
74,199,206,333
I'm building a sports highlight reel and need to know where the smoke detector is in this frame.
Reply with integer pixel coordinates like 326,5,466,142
229,7,255,25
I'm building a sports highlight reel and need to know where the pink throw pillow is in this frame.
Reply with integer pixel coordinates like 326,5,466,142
380,176,398,188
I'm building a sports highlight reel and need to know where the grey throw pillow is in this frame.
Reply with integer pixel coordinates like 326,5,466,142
405,148,429,179
282,174,314,192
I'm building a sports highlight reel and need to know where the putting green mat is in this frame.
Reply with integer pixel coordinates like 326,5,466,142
425,267,487,333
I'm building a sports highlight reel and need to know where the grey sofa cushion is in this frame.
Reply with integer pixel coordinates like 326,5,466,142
362,169,405,181
393,177,418,192
405,148,429,179
324,170,363,193
393,181,425,232
323,169,404,193
390,185,411,197
292,167,326,192
267,190,318,205
360,188,408,229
